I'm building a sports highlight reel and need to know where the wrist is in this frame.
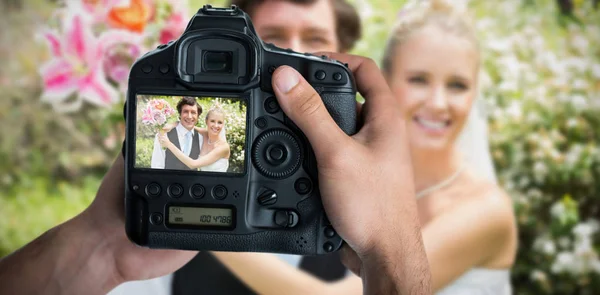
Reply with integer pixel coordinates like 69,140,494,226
359,224,432,295
52,214,122,294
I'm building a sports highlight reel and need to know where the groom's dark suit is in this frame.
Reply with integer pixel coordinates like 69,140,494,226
165,128,200,170
172,251,347,295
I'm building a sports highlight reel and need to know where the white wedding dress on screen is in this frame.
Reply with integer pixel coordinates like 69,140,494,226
435,99,512,295
199,125,229,173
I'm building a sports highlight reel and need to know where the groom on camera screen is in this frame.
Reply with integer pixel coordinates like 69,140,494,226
150,97,203,170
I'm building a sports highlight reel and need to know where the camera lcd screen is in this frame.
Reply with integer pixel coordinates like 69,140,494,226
168,206,233,227
134,94,247,174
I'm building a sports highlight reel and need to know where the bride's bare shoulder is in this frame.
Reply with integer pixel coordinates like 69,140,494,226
469,176,513,206
443,173,515,229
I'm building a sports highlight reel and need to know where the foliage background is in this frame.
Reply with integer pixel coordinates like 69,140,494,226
134,95,247,173
0,0,598,294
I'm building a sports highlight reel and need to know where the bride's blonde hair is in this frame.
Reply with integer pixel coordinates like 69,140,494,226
205,103,226,122
381,0,480,75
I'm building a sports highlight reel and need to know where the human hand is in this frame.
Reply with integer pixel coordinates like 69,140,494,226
271,53,431,293
158,133,171,149
81,156,197,285
162,121,177,132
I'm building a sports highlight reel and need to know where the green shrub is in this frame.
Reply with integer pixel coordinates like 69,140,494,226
473,1,600,293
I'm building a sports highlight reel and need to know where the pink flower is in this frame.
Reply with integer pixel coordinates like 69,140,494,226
142,104,154,124
104,44,140,84
39,13,141,111
158,12,187,44
68,0,123,24
152,110,167,125
142,99,175,127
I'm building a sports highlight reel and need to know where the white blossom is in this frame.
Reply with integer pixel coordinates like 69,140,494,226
543,240,557,255
573,221,600,238
572,79,589,90
506,101,523,120
527,188,543,200
573,237,594,257
534,235,557,255
558,237,572,249
571,95,588,111
550,201,566,219
518,176,530,188
530,269,547,282
533,161,549,182
593,260,600,274
572,34,589,54
551,252,575,274
566,57,589,73
498,55,522,78
592,63,600,79
498,80,519,92
486,39,512,52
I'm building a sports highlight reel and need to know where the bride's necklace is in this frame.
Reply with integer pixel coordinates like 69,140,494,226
207,137,220,146
416,165,465,200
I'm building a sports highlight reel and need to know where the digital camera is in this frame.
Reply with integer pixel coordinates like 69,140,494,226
123,5,357,255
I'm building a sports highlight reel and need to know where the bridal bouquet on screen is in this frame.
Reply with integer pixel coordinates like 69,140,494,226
38,0,190,112
141,99,176,131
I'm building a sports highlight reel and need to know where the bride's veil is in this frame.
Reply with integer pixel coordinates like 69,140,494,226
219,124,227,141
456,96,498,183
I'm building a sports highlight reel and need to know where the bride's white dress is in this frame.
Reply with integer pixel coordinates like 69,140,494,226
437,268,512,295
199,157,229,172
435,99,513,294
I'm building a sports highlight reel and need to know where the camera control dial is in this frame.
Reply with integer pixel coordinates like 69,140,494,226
252,129,301,179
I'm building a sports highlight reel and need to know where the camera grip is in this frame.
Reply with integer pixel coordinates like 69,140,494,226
321,92,357,136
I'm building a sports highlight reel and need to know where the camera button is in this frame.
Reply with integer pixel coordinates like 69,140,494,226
274,210,298,228
294,178,312,195
159,64,170,74
257,188,277,206
141,64,153,74
268,66,276,74
323,242,334,253
266,144,287,165
167,183,183,198
157,44,167,49
150,213,163,225
212,185,228,200
145,183,161,198
190,184,205,199
333,72,342,81
324,226,336,238
255,117,268,129
264,97,280,114
315,70,326,80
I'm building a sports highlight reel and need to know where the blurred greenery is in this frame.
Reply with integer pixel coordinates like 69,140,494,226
0,0,599,293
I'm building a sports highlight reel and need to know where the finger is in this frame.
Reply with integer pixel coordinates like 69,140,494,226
271,66,350,158
340,244,362,277
314,52,395,113
356,100,364,130
87,155,125,221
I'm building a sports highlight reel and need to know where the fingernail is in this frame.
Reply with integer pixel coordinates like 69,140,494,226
274,67,300,93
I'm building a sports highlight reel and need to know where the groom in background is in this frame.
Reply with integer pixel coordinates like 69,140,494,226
150,96,203,170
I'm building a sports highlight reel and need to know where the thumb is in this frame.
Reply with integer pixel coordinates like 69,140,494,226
272,66,348,158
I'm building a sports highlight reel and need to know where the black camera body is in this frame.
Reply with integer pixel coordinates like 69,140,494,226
123,5,357,255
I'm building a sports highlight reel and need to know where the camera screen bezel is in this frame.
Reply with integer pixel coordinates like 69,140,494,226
128,89,251,178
